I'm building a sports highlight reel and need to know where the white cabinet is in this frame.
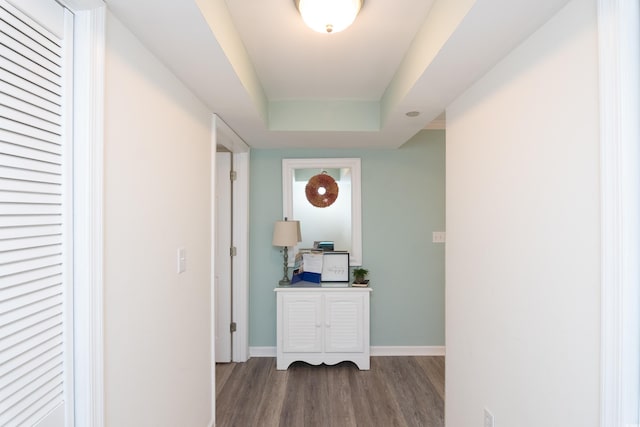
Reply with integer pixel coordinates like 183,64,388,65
275,287,372,370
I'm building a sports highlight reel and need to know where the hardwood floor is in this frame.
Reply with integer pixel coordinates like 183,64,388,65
216,357,444,427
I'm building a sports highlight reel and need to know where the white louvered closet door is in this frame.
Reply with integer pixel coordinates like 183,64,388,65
0,1,73,426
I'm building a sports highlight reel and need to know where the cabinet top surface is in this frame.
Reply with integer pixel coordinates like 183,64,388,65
274,285,372,292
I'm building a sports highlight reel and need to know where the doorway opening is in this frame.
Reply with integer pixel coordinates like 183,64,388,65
211,115,249,364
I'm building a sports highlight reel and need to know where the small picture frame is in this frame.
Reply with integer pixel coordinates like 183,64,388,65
321,252,350,282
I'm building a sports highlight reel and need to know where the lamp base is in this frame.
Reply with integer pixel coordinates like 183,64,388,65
279,246,291,287
279,278,292,287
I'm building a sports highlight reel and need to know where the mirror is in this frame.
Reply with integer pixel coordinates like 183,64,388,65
283,158,362,266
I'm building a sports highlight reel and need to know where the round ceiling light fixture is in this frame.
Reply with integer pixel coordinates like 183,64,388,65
294,0,364,34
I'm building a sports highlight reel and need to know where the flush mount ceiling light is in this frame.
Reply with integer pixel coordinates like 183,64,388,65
294,0,364,34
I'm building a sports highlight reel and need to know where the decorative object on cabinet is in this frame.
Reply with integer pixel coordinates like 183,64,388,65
274,287,372,370
352,267,369,286
272,218,302,286
321,252,350,282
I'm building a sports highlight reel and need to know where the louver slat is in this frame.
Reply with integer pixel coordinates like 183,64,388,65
0,1,68,424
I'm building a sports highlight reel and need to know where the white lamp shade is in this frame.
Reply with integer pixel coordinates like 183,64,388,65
297,0,363,34
272,220,302,247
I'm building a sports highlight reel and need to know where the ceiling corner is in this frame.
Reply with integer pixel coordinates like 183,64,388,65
195,0,269,122
381,0,476,121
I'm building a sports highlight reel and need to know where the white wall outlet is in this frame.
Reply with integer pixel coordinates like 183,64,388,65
432,231,446,243
484,408,495,427
177,247,186,274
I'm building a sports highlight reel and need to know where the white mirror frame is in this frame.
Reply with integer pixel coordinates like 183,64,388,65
283,158,362,266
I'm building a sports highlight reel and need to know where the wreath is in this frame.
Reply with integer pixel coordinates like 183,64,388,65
305,172,339,208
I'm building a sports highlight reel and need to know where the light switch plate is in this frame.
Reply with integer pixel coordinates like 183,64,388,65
432,231,446,243
177,247,186,274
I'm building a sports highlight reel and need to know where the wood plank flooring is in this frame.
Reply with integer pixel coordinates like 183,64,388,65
216,357,444,427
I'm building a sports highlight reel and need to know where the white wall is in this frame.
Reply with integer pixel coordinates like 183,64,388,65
445,1,600,426
103,12,213,427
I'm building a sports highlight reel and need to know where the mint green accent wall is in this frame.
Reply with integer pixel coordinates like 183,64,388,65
249,130,445,346
269,100,380,131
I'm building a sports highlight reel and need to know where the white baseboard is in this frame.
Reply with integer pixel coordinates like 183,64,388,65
249,346,277,357
370,346,445,356
248,346,445,358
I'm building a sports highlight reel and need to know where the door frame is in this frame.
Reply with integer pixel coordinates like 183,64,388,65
210,114,249,425
55,0,106,425
211,114,249,363
598,0,640,425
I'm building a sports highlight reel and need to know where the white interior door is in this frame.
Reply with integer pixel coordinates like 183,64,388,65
0,1,73,425
215,152,232,362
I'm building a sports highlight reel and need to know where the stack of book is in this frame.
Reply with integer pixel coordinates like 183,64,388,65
351,280,369,288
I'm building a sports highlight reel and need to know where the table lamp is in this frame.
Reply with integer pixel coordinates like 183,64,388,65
272,218,301,286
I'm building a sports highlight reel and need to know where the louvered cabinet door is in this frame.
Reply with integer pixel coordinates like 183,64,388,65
323,293,364,353
281,293,322,353
0,1,72,426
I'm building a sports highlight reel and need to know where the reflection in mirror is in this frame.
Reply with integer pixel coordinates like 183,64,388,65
294,168,350,249
283,158,361,266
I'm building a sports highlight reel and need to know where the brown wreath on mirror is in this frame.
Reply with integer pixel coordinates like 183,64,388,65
305,171,339,208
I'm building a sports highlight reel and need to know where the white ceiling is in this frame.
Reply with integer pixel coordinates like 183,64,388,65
226,0,435,101
104,0,571,149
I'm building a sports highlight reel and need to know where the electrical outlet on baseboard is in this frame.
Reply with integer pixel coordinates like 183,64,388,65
484,408,495,427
